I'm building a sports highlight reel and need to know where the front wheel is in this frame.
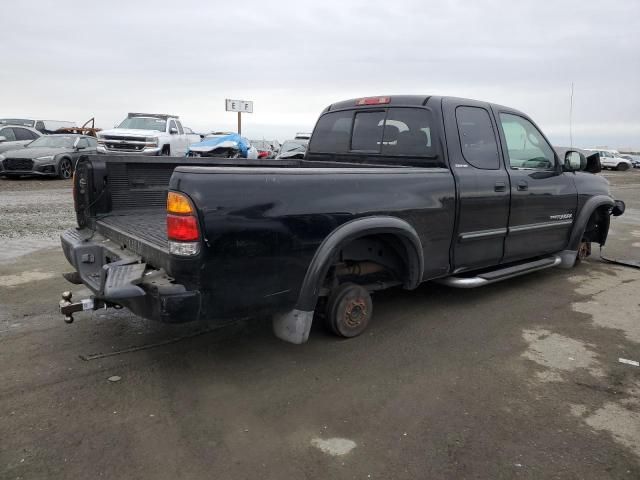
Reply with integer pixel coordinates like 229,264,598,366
325,283,373,338
58,158,73,179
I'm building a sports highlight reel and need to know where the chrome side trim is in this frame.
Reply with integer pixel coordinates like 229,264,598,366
459,228,508,242
508,220,573,234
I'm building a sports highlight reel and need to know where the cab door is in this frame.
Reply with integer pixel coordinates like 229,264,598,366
443,98,509,271
493,109,578,261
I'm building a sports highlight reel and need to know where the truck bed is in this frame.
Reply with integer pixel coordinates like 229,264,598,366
95,210,169,270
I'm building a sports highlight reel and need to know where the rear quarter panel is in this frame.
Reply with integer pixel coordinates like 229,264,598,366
170,167,456,317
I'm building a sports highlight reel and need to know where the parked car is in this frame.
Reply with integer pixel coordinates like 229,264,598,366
59,95,624,345
0,125,42,154
619,154,640,168
96,113,200,156
0,119,77,134
276,139,307,159
187,133,258,158
0,134,96,179
585,149,632,171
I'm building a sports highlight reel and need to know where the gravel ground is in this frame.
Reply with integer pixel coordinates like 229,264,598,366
0,179,75,262
1,171,639,479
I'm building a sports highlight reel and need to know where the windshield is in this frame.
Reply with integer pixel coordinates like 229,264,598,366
29,136,76,148
281,141,307,153
0,118,34,127
117,117,167,131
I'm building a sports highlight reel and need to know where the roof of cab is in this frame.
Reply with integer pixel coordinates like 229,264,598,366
325,95,432,112
323,95,528,118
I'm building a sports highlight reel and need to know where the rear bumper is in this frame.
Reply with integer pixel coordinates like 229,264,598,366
61,228,200,323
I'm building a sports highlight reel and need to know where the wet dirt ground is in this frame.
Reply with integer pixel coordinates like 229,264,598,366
1,172,639,479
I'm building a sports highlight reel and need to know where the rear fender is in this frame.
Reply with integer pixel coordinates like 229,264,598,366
294,216,424,312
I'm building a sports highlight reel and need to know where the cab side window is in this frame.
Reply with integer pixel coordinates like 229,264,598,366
499,113,555,170
175,121,184,135
169,120,178,133
456,106,500,170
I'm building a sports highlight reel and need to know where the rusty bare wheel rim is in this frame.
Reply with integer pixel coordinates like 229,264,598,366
344,299,367,328
578,241,591,260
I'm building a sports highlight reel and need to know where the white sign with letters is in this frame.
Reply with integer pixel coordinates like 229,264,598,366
225,99,253,113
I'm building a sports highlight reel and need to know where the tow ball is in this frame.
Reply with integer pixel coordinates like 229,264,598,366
59,291,109,324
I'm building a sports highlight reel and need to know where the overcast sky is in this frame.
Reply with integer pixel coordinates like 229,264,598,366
1,0,639,147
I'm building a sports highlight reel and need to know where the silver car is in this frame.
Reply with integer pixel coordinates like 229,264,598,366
0,125,42,154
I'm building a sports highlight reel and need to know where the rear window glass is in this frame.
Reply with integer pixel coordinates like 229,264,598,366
351,111,385,151
308,111,352,153
381,108,433,156
456,106,500,170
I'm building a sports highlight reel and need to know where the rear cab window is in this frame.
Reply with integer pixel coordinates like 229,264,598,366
308,106,440,166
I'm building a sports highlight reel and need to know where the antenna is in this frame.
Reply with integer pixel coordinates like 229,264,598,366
569,82,574,147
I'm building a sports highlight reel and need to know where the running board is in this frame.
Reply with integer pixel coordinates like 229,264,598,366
437,255,562,288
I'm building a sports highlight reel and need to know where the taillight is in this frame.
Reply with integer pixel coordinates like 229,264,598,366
167,215,199,241
167,191,200,256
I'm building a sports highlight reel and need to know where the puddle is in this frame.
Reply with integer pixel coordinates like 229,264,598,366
311,437,357,456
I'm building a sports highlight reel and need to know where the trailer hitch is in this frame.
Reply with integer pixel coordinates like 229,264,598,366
58,291,114,324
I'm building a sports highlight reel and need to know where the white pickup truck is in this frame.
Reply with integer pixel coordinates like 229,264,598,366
586,149,633,171
96,113,201,156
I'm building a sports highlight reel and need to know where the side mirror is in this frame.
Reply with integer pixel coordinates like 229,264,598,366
563,150,587,172
0,136,6,143
170,127,178,135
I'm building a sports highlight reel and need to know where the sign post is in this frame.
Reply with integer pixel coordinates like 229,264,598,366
225,99,253,136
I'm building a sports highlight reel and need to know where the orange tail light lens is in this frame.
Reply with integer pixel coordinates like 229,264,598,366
167,191,194,214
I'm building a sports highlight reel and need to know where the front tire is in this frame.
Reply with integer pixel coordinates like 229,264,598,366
325,283,373,338
58,158,73,179
161,145,171,156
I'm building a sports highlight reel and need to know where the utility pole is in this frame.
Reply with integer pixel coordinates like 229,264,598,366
237,112,242,136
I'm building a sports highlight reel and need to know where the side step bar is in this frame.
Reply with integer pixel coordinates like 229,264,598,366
437,255,562,288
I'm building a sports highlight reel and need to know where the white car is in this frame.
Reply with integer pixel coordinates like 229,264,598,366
586,149,632,171
96,113,201,156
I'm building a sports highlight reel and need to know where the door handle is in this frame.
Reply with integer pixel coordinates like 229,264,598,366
494,182,506,192
517,181,528,191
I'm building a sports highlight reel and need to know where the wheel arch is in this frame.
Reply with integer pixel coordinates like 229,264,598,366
295,216,424,312
568,195,615,251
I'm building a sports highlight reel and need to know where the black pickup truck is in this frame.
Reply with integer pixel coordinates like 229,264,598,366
59,95,625,344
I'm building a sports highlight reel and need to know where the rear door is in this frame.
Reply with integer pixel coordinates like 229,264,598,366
443,98,509,270
494,109,577,261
